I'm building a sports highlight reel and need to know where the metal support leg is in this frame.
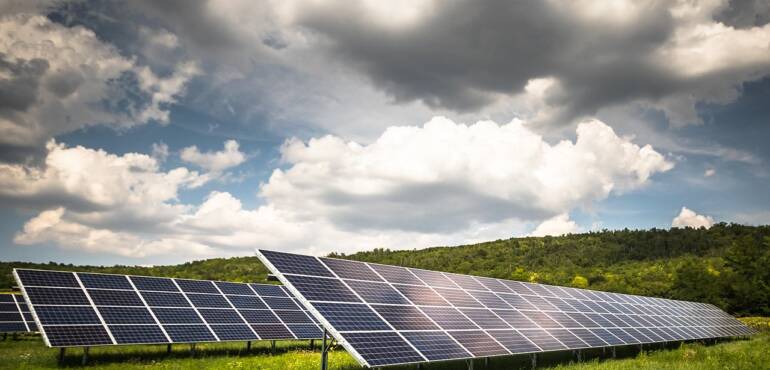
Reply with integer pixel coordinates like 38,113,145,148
321,329,329,370
58,348,66,365
271,340,276,354
577,349,582,362
639,343,643,353
247,341,251,351
310,339,314,350
190,343,196,356
12,333,17,340
531,353,537,370
612,346,616,358
466,359,474,370
484,357,489,367
82,347,89,365
166,344,172,354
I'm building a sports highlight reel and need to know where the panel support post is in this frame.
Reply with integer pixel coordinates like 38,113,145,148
190,343,196,356
1,333,6,341
531,353,537,370
82,347,89,365
12,333,17,340
167,344,172,355
612,346,616,358
271,340,276,354
310,339,314,350
58,348,66,365
484,357,489,367
466,359,474,370
639,343,643,353
577,349,582,362
320,329,329,370
246,341,251,351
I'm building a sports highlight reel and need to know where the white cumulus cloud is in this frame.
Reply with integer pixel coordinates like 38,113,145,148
180,140,246,173
530,213,580,237
672,206,715,229
7,117,673,260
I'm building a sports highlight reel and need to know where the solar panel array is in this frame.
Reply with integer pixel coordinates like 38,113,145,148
13,269,322,347
0,294,37,333
257,250,755,368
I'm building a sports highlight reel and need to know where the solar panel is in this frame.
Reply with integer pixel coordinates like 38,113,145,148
0,294,36,333
257,249,757,368
13,269,322,347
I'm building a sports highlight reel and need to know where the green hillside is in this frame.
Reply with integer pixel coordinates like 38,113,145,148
2,223,769,316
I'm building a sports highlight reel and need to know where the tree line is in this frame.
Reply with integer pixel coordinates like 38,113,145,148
1,223,768,316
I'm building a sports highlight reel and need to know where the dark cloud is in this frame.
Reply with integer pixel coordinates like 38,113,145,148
0,54,48,111
714,0,770,28
294,0,675,117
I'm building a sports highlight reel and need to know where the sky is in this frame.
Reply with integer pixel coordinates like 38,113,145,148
1,0,769,266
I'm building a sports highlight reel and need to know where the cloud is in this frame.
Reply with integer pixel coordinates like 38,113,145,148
705,168,716,177
180,139,246,173
278,0,770,127
265,116,673,233
530,213,580,237
672,206,715,229
0,13,198,160
7,116,672,260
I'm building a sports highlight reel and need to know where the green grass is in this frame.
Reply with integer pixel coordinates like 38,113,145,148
0,334,767,370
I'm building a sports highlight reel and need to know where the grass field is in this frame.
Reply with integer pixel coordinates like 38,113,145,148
0,332,768,370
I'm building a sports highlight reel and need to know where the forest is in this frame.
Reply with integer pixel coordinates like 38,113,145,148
2,223,768,316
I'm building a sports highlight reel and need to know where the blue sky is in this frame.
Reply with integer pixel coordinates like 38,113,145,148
1,0,769,265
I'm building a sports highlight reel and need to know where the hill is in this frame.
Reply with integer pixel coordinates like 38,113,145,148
2,223,768,316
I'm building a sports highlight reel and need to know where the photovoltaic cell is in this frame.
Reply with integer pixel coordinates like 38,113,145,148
345,332,424,366
372,305,439,331
488,330,540,354
419,306,479,330
403,331,470,360
110,325,168,344
345,280,409,305
256,250,756,368
449,330,508,357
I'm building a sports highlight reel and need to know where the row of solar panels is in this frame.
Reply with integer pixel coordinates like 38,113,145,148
256,249,756,368
12,269,323,347
0,294,37,333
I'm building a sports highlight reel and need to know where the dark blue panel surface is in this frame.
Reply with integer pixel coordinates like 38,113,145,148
403,331,470,360
16,270,79,288
130,276,178,292
285,275,360,303
344,332,424,366
78,273,132,290
110,325,168,344
88,289,144,306
313,303,389,331
98,306,156,324
210,324,257,340
260,250,333,277
36,306,101,325
448,330,509,357
44,325,113,346
372,305,439,331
